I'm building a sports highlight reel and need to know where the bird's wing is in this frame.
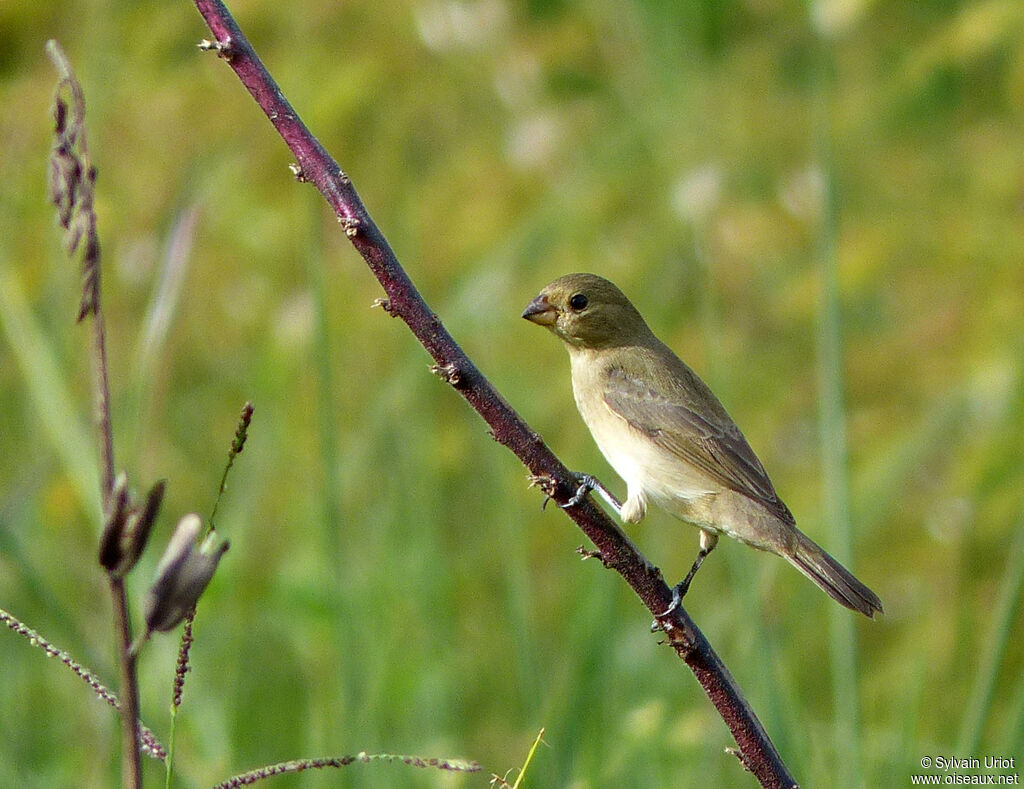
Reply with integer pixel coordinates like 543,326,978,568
603,363,795,525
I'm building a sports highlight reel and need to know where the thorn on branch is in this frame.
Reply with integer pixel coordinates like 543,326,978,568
527,474,558,509
576,545,605,562
371,297,394,315
651,616,698,659
197,37,235,61
288,162,308,182
430,362,462,386
339,215,361,238
725,747,756,775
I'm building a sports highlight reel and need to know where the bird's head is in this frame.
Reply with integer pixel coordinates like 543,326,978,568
522,273,652,349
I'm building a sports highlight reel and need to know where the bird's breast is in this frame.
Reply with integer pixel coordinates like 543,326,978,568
569,351,716,505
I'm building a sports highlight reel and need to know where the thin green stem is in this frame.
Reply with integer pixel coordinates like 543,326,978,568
510,728,545,789
957,505,1024,754
165,609,194,789
810,30,863,788
165,705,178,789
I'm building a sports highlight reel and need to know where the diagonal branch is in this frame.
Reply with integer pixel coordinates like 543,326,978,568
188,2,798,786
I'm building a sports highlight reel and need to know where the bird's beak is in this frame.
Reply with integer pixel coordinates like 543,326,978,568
522,294,558,326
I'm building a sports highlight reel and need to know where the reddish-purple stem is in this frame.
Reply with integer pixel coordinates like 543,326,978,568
189,2,797,786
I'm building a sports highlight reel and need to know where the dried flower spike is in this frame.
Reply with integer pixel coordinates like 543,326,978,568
144,514,229,637
118,479,166,577
98,475,166,578
98,472,131,571
45,40,101,322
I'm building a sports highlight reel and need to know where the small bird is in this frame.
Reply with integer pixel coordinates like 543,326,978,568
522,273,882,618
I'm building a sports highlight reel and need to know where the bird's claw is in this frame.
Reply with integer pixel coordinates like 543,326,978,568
651,546,710,628
561,472,598,509
531,471,622,515
658,580,688,618
527,474,559,510
651,582,688,631
560,472,623,516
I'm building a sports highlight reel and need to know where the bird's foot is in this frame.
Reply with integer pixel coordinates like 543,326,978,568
561,472,595,508
661,578,692,617
651,581,691,631
651,546,712,629
562,472,622,514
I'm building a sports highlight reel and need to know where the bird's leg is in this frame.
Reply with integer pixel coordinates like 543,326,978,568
561,472,623,515
659,531,719,618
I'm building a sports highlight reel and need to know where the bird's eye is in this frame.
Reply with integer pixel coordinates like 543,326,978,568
568,293,588,311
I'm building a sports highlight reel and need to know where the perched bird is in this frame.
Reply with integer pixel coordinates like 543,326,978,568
522,273,882,618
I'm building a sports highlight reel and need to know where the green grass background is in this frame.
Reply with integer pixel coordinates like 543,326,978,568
2,0,1023,786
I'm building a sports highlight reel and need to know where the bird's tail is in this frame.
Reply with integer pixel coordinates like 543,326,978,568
788,530,883,618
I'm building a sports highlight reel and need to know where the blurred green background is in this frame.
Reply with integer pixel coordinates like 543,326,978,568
2,0,1023,786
